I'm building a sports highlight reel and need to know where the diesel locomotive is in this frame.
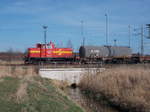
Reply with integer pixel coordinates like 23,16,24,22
24,42,75,64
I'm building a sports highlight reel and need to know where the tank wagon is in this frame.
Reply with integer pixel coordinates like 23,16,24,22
79,45,132,63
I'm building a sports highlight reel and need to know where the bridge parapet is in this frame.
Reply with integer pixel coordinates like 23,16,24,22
39,68,105,85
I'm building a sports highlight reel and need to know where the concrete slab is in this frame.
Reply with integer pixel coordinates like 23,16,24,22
39,68,105,84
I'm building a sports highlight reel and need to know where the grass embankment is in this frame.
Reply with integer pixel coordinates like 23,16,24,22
79,65,150,112
0,75,84,112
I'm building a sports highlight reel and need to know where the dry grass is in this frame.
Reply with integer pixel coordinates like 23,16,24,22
52,80,69,90
79,65,150,112
15,82,28,103
0,60,24,64
0,65,38,78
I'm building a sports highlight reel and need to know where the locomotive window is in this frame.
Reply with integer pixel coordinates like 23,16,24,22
47,45,52,49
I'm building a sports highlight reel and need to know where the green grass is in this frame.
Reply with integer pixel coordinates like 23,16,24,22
0,76,84,112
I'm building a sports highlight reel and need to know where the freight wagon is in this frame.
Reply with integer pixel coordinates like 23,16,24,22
79,45,133,63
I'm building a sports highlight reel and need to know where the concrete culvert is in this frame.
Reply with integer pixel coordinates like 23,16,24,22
70,83,77,89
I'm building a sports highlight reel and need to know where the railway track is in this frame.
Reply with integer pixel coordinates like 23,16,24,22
1,63,147,69
0,63,104,68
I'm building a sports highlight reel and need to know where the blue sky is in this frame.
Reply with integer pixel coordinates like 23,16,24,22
0,0,150,53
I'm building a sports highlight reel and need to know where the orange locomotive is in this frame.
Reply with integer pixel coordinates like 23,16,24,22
25,42,74,64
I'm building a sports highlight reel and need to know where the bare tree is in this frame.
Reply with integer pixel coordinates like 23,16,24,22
7,47,13,63
66,40,73,49
57,41,64,48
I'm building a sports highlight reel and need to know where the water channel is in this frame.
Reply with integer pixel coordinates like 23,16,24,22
65,88,121,112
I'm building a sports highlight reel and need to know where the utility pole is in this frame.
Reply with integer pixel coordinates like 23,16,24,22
43,25,48,57
105,14,108,45
141,25,144,56
128,25,131,47
81,20,85,46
